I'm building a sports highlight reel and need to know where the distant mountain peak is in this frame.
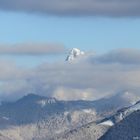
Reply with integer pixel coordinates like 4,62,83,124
66,48,85,62
19,93,43,101
16,93,57,106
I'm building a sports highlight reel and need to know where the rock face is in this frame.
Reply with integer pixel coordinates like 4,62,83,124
66,48,85,62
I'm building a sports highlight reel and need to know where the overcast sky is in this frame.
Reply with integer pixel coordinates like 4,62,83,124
0,1,140,101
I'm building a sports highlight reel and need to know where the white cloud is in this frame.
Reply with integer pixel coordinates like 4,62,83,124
52,87,105,101
1,48,140,101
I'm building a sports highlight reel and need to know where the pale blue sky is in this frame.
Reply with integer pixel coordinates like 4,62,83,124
0,11,140,67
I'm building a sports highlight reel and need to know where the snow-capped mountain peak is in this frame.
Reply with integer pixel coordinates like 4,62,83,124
66,48,85,61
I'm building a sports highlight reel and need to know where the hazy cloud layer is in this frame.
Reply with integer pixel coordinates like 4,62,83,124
1,48,140,101
0,0,140,17
0,43,66,55
96,48,140,64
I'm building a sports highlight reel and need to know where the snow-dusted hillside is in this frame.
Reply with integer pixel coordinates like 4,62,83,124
0,92,139,140
99,110,140,140
53,122,109,140
0,94,97,140
99,98,140,127
49,97,140,140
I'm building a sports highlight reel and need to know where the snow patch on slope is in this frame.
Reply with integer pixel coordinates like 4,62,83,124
37,98,56,107
100,120,114,126
83,109,96,115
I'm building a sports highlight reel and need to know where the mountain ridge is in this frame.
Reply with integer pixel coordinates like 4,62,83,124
0,92,139,140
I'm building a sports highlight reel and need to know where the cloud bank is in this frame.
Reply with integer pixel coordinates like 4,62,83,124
0,43,66,55
1,48,140,101
96,48,140,64
0,0,140,17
